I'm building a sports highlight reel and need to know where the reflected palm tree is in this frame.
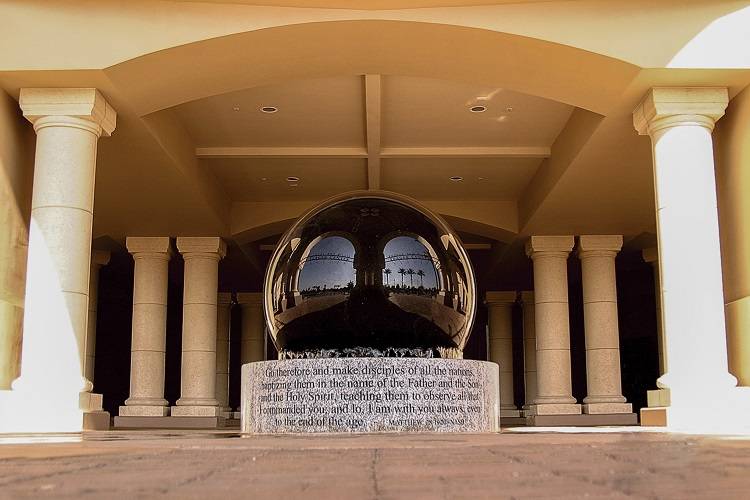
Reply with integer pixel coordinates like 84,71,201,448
384,268,392,285
398,268,406,287
407,268,415,288
416,269,425,287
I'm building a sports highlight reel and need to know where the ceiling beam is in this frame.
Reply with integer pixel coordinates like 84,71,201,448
195,145,550,159
364,74,382,190
380,146,550,158
196,147,368,158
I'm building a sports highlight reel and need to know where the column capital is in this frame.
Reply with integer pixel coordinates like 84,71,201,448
218,292,233,306
19,88,117,136
237,292,263,306
177,237,227,259
525,235,574,257
633,87,728,136
126,237,172,257
91,249,111,267
642,247,658,264
485,291,517,306
577,235,623,257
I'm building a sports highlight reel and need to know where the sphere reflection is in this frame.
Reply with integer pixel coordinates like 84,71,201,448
264,192,476,358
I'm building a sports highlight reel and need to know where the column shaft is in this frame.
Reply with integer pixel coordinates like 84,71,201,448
85,250,110,388
486,292,519,417
120,238,171,416
525,236,580,415
520,291,537,410
216,293,232,412
578,236,631,414
174,237,226,417
238,293,265,365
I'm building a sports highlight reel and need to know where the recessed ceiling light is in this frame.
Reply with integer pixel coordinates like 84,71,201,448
449,176,464,182
260,177,268,181
478,177,486,181
469,105,486,113
232,106,241,112
496,115,508,122
261,106,278,113
286,176,300,182
506,106,514,113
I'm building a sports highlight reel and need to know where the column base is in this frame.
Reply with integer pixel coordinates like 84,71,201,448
641,387,750,432
583,402,633,414
525,403,581,416
79,392,104,411
527,413,638,427
171,405,222,417
0,390,90,433
119,405,170,417
83,411,111,430
500,408,522,418
114,416,226,429
647,388,671,407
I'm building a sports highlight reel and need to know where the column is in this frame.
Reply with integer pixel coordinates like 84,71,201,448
238,293,265,365
120,237,171,416
633,87,748,429
173,237,226,417
578,235,631,414
85,250,110,390
485,292,520,417
2,89,116,433
520,291,537,411
525,236,580,415
216,293,232,414
642,247,671,410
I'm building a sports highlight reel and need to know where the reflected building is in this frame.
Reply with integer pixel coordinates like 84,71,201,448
265,193,476,359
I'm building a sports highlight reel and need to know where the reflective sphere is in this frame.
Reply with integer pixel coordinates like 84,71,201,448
264,192,476,358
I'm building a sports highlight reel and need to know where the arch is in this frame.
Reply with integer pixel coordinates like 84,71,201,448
106,20,639,116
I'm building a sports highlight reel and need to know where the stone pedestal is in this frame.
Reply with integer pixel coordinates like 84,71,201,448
525,236,581,418
120,237,171,418
0,88,116,433
173,237,226,418
485,291,520,417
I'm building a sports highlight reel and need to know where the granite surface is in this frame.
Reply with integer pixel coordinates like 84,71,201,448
241,358,499,433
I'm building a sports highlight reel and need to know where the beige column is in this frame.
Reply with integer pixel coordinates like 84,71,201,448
634,87,748,429
525,236,580,416
578,235,631,414
520,291,537,411
6,89,116,432
238,292,265,365
485,291,520,417
85,250,111,389
173,237,226,417
120,237,171,416
216,293,232,413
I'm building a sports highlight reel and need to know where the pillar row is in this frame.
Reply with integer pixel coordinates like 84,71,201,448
578,235,631,415
520,291,537,410
485,291,519,417
120,237,171,417
525,236,581,416
173,237,226,417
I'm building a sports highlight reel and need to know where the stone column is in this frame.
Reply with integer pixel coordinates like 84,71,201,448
634,87,748,429
578,235,631,414
485,291,519,417
525,236,580,416
7,89,115,432
238,292,265,365
85,250,110,389
642,247,671,409
520,291,537,411
120,237,171,416
216,293,232,414
173,237,226,417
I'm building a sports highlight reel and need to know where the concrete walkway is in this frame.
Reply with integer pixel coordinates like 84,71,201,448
1,429,749,499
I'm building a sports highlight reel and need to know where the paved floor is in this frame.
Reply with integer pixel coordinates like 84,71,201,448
1,429,749,499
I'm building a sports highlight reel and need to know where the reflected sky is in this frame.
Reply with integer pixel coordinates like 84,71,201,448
298,235,438,290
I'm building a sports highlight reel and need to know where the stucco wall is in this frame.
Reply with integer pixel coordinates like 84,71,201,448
0,90,33,389
715,85,750,386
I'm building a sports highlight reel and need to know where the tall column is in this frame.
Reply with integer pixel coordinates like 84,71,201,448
173,237,226,417
85,250,110,389
216,293,232,414
525,236,580,416
520,291,537,411
485,292,520,417
238,293,265,365
2,89,116,433
634,87,748,429
578,235,631,414
120,237,171,416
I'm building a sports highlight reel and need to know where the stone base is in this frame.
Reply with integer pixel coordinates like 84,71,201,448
500,409,522,418
500,416,527,427
583,402,633,414
232,411,241,420
79,392,104,412
171,405,222,417
83,410,111,430
114,416,226,429
118,405,169,417
526,403,582,416
647,389,671,407
526,413,638,427
640,407,667,427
